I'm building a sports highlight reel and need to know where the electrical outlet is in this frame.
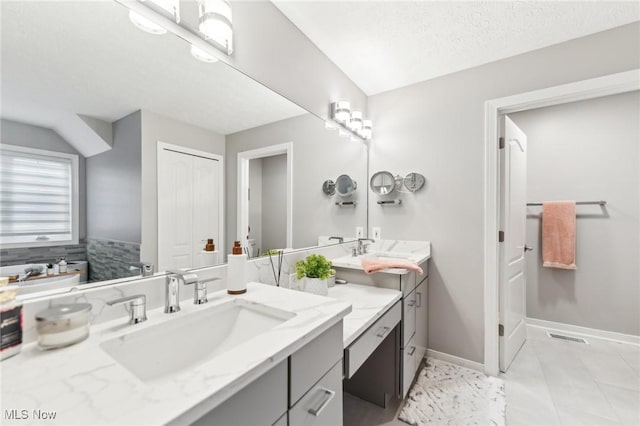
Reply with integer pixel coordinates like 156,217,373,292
355,226,364,238
372,227,381,240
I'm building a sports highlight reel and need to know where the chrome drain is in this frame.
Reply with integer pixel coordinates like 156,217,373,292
547,332,588,344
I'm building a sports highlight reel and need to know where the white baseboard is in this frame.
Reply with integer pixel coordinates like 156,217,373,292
526,318,640,346
426,349,484,372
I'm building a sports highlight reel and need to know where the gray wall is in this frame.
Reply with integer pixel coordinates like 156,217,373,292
1,119,87,240
261,154,287,250
86,110,142,243
367,22,640,363
225,0,367,120
510,91,639,336
248,158,263,252
226,113,367,250
140,110,225,266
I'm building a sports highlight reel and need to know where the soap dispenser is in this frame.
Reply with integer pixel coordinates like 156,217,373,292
227,241,247,295
58,257,67,274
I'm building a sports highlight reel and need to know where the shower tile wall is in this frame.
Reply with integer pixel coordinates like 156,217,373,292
0,240,87,266
86,237,140,282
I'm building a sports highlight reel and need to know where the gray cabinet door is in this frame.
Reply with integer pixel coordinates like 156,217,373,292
415,279,428,363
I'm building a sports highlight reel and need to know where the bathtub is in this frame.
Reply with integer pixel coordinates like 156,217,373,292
0,263,86,296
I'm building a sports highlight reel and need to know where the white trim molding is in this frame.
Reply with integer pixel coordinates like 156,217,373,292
527,318,640,346
483,69,640,376
237,143,293,249
426,349,484,372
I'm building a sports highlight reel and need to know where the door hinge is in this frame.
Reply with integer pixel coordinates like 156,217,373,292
498,230,504,242
499,137,505,150
499,324,504,337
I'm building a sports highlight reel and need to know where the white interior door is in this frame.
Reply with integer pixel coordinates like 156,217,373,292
158,144,222,272
158,148,193,271
499,116,528,372
192,156,220,261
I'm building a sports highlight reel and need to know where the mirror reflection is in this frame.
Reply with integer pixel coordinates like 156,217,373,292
0,1,367,296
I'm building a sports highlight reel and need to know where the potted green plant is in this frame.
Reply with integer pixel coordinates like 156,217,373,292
296,254,333,296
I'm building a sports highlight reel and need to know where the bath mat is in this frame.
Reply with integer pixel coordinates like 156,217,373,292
398,358,506,426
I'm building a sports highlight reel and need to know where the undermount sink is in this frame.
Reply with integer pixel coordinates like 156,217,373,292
100,299,295,382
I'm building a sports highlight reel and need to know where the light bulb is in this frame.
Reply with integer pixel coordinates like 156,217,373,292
361,119,372,139
198,0,233,53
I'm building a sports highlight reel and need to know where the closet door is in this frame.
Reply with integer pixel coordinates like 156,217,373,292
192,156,220,262
158,148,194,271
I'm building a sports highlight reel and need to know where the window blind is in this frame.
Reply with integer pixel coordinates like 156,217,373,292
0,148,73,244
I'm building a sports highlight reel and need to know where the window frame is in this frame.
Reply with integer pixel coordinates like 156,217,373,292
0,143,79,249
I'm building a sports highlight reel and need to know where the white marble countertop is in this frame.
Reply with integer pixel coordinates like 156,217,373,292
1,283,351,426
328,283,402,347
332,240,431,275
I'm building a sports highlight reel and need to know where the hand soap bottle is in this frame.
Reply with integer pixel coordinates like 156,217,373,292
227,241,247,295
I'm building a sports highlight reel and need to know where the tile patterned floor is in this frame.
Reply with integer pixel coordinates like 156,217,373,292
503,326,640,426
344,327,640,426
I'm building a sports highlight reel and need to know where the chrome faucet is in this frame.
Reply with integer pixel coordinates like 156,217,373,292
165,270,198,313
184,276,221,305
357,238,375,255
106,294,147,324
128,262,155,277
328,236,344,243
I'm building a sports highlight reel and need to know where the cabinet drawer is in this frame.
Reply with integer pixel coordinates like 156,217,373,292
192,360,287,426
290,321,342,406
402,336,418,398
403,289,416,347
345,301,401,379
289,361,343,426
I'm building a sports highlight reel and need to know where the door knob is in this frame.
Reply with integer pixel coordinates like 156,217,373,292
524,245,533,252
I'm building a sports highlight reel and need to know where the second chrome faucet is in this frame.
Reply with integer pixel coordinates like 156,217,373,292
165,270,198,313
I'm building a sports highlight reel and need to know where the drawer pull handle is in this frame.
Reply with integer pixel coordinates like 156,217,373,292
376,326,391,338
407,346,416,356
416,292,422,308
308,387,336,416
407,300,416,307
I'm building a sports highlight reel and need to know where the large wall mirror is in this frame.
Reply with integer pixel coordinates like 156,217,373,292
0,1,368,298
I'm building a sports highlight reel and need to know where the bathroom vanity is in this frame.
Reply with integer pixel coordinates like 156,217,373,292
332,240,431,400
1,283,351,425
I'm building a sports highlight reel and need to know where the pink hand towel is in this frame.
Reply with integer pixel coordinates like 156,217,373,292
361,257,424,275
542,201,577,270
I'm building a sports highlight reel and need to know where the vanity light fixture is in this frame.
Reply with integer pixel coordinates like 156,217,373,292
128,0,180,35
197,0,233,55
329,100,372,141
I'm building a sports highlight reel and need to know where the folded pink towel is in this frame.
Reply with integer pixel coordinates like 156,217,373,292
542,201,577,270
361,257,424,275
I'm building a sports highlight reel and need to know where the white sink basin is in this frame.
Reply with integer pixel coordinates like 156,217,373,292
100,299,295,382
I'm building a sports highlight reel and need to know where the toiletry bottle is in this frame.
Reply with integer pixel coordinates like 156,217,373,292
205,238,215,252
227,241,247,295
59,257,67,274
0,286,22,361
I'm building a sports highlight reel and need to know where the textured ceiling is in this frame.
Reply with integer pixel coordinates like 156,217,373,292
1,1,305,143
273,1,640,95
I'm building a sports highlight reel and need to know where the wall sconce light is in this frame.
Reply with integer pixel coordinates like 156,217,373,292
332,101,351,124
329,100,372,141
349,110,363,132
197,0,233,55
128,0,180,35
360,120,372,139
